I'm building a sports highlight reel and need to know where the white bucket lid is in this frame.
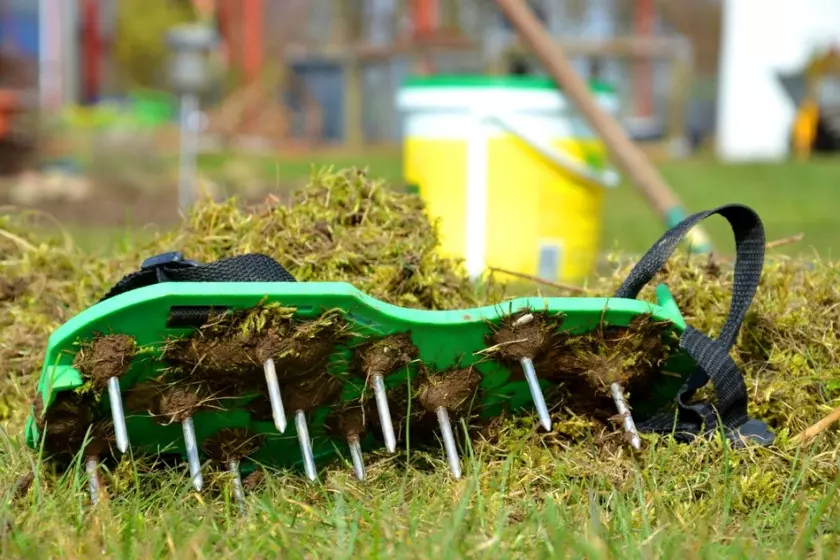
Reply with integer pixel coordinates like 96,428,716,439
396,75,618,114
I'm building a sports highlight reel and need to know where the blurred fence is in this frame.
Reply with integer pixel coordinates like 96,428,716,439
272,0,722,146
0,0,724,148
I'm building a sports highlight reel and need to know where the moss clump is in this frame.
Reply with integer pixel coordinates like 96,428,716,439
151,168,503,311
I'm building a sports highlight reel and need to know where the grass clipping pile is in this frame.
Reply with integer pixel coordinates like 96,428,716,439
2,167,840,470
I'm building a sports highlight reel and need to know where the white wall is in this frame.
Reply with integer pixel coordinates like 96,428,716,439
716,0,840,161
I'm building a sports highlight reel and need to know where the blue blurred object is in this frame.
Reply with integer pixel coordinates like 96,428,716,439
0,6,39,57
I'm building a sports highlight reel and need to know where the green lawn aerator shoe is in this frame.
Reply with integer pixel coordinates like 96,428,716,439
24,203,774,504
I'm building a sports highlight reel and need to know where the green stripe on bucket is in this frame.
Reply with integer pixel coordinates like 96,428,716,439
400,75,615,95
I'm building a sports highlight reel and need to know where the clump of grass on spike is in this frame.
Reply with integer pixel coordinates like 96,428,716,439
72,333,137,395
161,304,352,394
535,314,680,416
480,309,566,371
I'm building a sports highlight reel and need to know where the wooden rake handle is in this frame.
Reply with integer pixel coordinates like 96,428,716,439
492,0,713,254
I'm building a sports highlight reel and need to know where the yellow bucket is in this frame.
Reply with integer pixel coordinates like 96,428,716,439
396,75,620,285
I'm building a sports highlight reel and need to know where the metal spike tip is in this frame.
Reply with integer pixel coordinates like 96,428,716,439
436,407,461,479
108,376,129,453
263,358,287,433
182,416,203,491
228,460,246,514
85,455,103,505
520,357,552,431
610,382,642,450
371,374,397,453
347,435,366,481
295,410,318,481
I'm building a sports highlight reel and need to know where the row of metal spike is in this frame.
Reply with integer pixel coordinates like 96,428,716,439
93,313,642,504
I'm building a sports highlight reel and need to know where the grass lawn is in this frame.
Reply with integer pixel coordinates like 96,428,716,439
59,151,838,259
3,425,839,558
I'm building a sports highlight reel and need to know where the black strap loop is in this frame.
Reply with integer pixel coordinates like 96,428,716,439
615,204,773,446
100,253,297,302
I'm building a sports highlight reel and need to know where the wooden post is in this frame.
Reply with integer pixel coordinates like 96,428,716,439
633,0,655,118
411,0,439,74
81,0,100,104
340,0,365,148
667,41,693,156
493,0,712,252
242,0,263,83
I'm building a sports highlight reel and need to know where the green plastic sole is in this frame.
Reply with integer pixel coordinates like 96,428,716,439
25,281,689,476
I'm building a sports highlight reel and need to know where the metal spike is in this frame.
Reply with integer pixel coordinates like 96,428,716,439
182,416,203,491
108,377,129,453
263,358,287,433
295,410,317,481
228,459,246,513
85,455,103,504
436,406,461,479
520,357,552,431
371,373,397,453
610,382,641,450
347,435,366,481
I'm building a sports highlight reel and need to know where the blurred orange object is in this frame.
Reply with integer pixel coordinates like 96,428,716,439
0,89,21,138
793,99,819,160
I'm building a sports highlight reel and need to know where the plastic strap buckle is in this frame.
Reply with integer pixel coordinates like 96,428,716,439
140,251,199,283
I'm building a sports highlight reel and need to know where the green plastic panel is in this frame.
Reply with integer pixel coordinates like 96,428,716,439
25,281,689,474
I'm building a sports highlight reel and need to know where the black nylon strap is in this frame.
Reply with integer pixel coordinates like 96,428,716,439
100,253,296,302
614,204,773,446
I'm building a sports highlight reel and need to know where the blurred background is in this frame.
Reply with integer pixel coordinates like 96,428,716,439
0,0,837,276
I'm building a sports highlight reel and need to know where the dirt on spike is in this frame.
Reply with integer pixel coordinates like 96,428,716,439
242,470,265,491
123,377,168,415
202,428,265,462
32,391,94,454
536,314,680,416
325,403,367,440
11,471,35,504
86,419,117,456
163,306,348,393
484,310,565,368
248,372,343,421
418,366,483,417
157,385,204,424
283,373,344,413
351,333,419,379
73,334,137,392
